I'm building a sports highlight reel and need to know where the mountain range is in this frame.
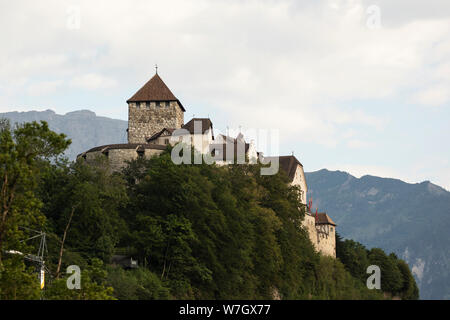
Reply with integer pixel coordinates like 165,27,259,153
1,109,448,299
0,109,127,160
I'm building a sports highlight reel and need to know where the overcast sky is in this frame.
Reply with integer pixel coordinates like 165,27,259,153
1,0,449,190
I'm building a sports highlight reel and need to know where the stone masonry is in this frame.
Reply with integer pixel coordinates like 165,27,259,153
128,101,184,144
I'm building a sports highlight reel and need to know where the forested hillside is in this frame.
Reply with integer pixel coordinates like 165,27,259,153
0,120,417,300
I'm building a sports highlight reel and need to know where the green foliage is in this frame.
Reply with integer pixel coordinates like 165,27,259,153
396,259,419,300
336,234,418,299
0,119,70,262
118,149,391,299
367,248,403,294
336,236,369,282
314,256,383,300
106,266,170,300
0,119,70,299
0,257,41,300
38,157,128,264
0,121,419,300
45,258,115,300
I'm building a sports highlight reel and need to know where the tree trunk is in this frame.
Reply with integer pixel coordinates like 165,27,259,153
56,207,75,278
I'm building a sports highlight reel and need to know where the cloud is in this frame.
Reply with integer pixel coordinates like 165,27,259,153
346,139,371,149
27,80,63,96
70,73,117,90
0,0,449,190
412,85,450,107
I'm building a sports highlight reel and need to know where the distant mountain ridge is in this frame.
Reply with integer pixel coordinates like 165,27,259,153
1,109,448,299
0,109,127,160
305,169,450,300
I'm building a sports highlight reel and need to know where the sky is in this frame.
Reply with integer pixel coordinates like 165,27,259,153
1,0,449,190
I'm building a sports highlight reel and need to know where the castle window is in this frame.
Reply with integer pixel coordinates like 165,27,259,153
135,102,140,109
156,101,160,108
137,150,144,158
165,101,170,108
146,102,150,109
164,139,169,145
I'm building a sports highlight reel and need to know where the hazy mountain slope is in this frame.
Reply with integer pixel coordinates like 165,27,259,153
0,109,128,160
305,169,450,300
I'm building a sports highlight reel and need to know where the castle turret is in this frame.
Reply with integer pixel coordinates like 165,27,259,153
127,73,185,143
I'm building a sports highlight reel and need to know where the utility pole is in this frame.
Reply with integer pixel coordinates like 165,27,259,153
4,227,49,296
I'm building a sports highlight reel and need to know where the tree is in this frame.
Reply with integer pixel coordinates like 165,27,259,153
396,259,419,300
0,120,70,299
336,238,369,282
0,119,70,263
106,266,170,300
119,149,387,300
368,248,403,294
45,258,115,300
38,156,128,265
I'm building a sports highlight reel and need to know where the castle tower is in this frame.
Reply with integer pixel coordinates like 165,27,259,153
127,73,185,143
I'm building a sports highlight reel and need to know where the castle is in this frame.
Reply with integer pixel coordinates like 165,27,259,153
78,72,336,257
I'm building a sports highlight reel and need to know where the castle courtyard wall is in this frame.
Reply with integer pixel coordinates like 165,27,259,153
84,148,164,171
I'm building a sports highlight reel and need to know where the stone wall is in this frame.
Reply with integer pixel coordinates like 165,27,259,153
302,214,318,247
316,224,336,257
128,101,184,143
84,147,164,171
301,213,336,257
291,166,307,205
289,165,335,257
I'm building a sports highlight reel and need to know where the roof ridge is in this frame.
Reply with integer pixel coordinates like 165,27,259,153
127,73,185,111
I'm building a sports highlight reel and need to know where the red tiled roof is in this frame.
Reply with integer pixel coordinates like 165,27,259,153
315,212,337,226
127,73,185,111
